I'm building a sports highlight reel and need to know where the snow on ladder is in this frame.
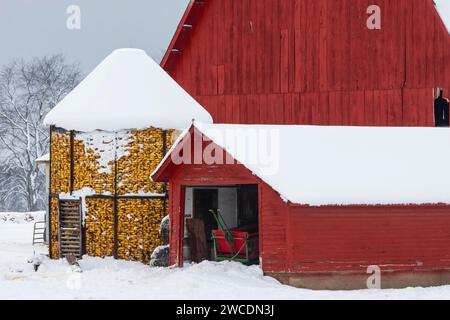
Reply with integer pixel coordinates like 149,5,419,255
32,221,46,245
58,199,82,258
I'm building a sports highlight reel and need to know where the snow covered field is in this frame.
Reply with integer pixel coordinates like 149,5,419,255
1,212,450,300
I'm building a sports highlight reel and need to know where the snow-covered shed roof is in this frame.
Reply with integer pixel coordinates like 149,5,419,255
154,123,450,206
436,0,450,33
44,48,212,132
35,153,50,163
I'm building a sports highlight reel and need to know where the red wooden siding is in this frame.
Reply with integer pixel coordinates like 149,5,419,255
164,0,450,126
288,204,450,273
168,182,183,265
259,183,289,272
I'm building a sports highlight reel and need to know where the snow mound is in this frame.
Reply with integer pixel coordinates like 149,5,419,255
160,215,169,233
35,153,50,163
0,212,45,224
44,48,212,132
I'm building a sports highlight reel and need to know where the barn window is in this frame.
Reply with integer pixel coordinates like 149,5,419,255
434,89,450,127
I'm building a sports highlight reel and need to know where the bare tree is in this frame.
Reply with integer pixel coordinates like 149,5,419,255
0,55,81,211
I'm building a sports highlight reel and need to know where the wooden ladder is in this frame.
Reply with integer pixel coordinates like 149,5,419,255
58,199,82,258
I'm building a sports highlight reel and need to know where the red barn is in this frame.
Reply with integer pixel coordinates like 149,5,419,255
152,123,450,289
154,0,450,289
162,0,450,126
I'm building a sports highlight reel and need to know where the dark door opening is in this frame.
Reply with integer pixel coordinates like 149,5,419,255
434,89,449,127
190,188,218,262
184,185,259,265
237,185,259,227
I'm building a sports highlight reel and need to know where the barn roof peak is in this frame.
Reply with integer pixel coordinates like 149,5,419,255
44,48,213,132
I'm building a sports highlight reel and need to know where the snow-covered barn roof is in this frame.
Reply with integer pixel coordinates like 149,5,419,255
154,123,450,206
44,48,212,132
435,0,450,33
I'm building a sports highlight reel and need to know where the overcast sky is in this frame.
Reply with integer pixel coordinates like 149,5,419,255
1,1,449,76
0,0,189,74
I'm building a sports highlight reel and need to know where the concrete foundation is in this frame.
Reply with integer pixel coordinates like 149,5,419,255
268,269,450,290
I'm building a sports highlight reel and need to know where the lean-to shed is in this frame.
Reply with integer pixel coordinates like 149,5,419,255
153,122,450,289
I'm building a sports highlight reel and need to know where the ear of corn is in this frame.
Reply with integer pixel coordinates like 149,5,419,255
117,128,165,195
49,129,70,258
117,198,165,264
50,197,60,259
50,131,71,194
49,127,178,263
73,135,115,194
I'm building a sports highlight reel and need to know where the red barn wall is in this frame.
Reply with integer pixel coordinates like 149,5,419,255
259,183,289,272
165,0,450,126
287,204,450,274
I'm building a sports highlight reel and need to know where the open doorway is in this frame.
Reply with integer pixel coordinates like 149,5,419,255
183,185,259,265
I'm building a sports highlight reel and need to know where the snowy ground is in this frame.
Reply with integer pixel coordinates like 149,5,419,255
1,212,450,300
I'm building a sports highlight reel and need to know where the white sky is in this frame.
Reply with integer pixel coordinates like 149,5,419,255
0,0,189,73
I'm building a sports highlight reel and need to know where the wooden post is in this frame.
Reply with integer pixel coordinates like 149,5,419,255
113,195,118,259
48,126,54,259
113,133,119,259
162,130,168,217
69,130,75,194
